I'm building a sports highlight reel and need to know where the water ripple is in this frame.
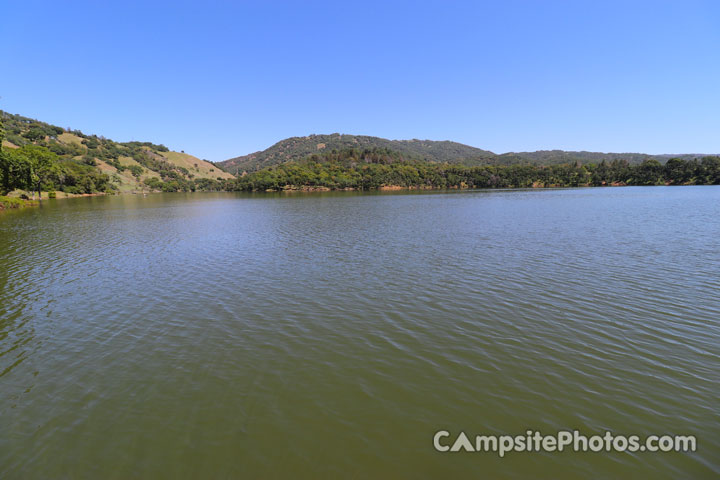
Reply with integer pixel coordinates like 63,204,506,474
1,189,719,478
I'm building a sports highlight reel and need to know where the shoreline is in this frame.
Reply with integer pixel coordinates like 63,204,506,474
0,196,36,210
2,182,711,210
0,191,109,211
252,180,683,193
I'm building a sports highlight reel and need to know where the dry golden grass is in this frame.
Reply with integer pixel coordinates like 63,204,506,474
57,132,85,146
160,151,234,180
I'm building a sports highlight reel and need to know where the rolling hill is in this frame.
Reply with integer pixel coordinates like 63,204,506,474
217,134,496,174
218,134,715,174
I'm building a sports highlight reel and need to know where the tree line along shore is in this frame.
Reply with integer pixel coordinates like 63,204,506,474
230,148,720,192
3,146,720,205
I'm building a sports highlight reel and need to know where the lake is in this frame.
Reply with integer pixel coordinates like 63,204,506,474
1,187,718,478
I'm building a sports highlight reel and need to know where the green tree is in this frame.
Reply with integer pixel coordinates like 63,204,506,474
633,159,664,186
23,127,46,142
0,149,34,195
1,117,36,194
128,165,144,178
0,114,4,191
14,145,60,199
699,157,720,184
664,158,695,185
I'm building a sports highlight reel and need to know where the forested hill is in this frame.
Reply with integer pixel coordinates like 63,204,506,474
218,134,495,174
1,110,233,196
232,148,720,192
219,134,714,174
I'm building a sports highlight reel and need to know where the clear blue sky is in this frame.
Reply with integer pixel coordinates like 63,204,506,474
2,0,719,161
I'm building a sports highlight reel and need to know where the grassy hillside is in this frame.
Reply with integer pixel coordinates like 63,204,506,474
1,110,233,195
219,134,716,174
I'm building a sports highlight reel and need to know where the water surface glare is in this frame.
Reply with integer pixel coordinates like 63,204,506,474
1,187,719,478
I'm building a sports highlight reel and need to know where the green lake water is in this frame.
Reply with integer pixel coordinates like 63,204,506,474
1,187,718,478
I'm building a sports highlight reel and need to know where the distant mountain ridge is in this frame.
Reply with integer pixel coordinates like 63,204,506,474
498,150,707,165
218,134,714,174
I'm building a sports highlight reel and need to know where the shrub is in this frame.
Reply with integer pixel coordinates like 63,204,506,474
0,196,26,209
